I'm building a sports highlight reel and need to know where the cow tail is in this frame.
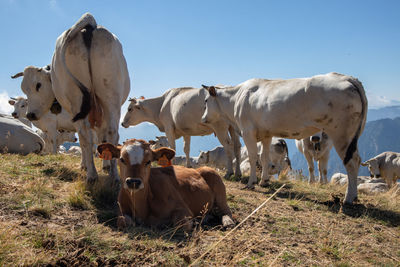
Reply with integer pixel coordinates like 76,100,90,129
343,77,368,165
60,13,97,123
280,139,292,169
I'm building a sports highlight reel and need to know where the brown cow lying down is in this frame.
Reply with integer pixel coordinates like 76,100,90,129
97,139,234,231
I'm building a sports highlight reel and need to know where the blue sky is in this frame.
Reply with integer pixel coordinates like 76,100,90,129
1,0,399,154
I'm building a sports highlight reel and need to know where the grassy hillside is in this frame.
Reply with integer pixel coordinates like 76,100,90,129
0,153,399,266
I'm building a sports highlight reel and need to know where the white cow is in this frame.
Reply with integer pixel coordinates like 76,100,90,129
0,115,44,155
12,13,130,183
361,152,400,187
149,136,169,150
237,138,291,180
198,146,227,170
9,96,76,154
121,87,241,178
296,131,333,183
202,72,367,204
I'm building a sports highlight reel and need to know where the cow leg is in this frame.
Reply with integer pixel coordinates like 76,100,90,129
318,154,329,184
171,206,194,232
259,138,272,187
51,131,58,154
165,129,176,164
213,125,234,178
183,135,192,168
242,130,258,188
329,134,361,204
304,152,316,183
76,120,98,183
229,126,242,177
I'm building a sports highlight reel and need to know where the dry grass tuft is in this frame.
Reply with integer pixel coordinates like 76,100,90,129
0,153,399,266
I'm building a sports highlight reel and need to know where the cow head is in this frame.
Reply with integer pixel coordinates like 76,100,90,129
57,130,77,144
97,139,175,193
361,158,381,178
201,85,221,124
8,97,28,119
197,150,209,165
121,97,148,128
11,65,54,121
310,131,327,151
149,136,169,150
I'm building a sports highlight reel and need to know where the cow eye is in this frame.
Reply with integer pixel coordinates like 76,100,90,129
21,105,25,108
205,99,207,103
128,107,132,112
36,83,41,91
120,158,125,164
145,160,151,166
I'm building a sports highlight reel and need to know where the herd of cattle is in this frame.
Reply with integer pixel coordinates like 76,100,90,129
2,13,399,231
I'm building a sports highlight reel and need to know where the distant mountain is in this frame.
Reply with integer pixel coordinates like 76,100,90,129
291,117,400,178
367,105,400,122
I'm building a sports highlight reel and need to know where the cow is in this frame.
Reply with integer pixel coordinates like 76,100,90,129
0,115,44,155
238,138,291,182
295,131,333,183
361,152,400,187
8,97,32,127
149,136,169,150
198,146,227,170
11,13,130,183
97,139,234,231
121,87,241,178
202,72,367,204
9,96,76,154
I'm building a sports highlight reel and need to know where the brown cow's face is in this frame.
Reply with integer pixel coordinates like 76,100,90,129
97,139,175,193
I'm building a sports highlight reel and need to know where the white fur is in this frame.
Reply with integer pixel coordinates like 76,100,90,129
126,142,144,165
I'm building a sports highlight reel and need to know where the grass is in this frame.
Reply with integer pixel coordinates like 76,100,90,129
0,153,399,266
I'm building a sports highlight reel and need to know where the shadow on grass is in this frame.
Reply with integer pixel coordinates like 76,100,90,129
256,180,400,227
41,166,80,182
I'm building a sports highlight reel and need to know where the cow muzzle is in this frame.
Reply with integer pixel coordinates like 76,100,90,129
11,112,18,118
311,136,320,143
27,112,38,121
125,177,144,191
121,122,129,128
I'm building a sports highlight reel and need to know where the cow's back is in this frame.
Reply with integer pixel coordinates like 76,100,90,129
149,165,214,216
234,73,363,139
0,116,44,154
161,88,213,136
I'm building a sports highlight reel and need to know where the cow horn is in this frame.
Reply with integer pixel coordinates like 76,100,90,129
10,97,17,100
128,97,136,102
11,72,24,79
201,84,209,89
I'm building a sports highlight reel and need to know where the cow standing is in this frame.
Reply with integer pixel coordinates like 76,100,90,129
296,132,333,183
12,13,130,182
8,96,76,154
97,139,234,231
121,87,241,178
202,73,367,204
361,151,400,187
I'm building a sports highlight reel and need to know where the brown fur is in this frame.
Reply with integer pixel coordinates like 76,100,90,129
98,139,234,231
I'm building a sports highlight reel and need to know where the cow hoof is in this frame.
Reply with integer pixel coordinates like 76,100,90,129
242,184,255,190
222,215,235,228
224,172,234,179
86,174,98,184
259,180,270,187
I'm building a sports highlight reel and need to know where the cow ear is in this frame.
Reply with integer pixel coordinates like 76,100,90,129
139,96,145,100
8,100,15,105
360,161,369,166
152,147,175,162
97,143,121,160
